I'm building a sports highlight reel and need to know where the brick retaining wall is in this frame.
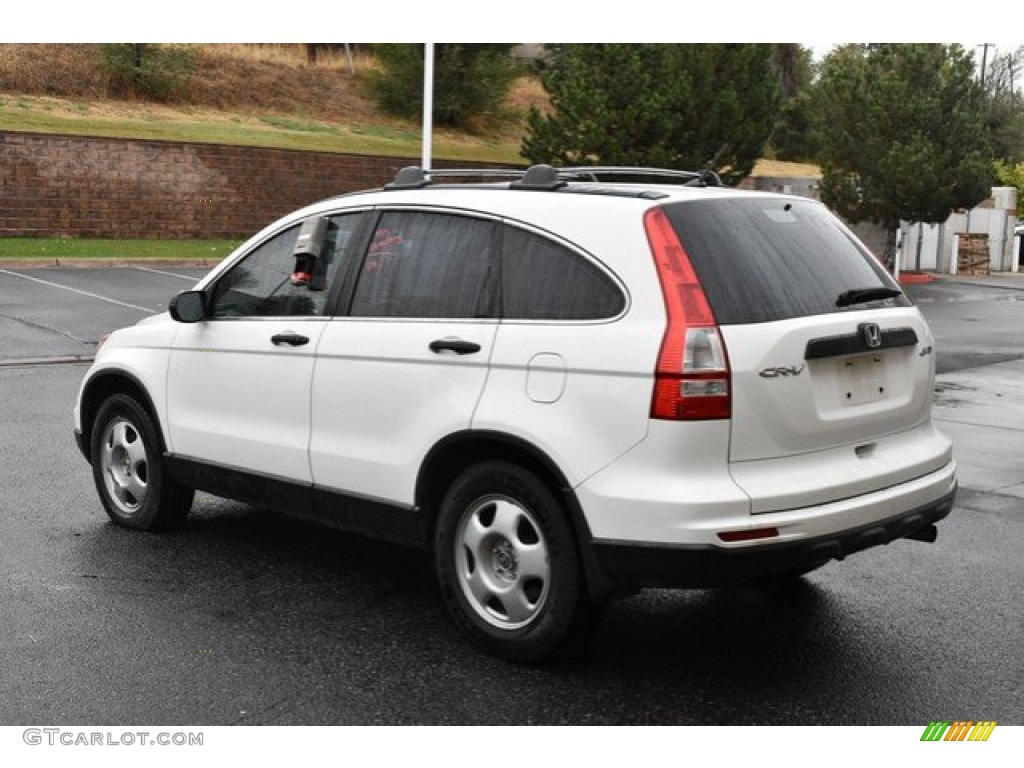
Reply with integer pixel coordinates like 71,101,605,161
0,132,832,242
0,131,450,238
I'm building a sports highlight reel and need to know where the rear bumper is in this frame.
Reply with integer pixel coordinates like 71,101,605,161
589,485,956,589
575,419,956,546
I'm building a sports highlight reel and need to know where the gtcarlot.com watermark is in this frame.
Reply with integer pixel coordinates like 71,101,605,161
23,728,203,747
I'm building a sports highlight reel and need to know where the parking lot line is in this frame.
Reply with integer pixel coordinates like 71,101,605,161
133,265,202,281
0,268,153,312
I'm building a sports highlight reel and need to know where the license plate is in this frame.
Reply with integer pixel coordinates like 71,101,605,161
843,355,885,405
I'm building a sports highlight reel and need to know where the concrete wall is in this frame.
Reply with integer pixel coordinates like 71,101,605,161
897,187,1019,274
740,174,821,200
899,222,945,272
0,131,432,239
846,221,891,262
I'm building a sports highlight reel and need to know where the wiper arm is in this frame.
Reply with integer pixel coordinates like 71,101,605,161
836,286,902,307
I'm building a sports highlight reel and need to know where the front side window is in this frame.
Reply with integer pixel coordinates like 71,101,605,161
209,213,362,318
349,211,496,319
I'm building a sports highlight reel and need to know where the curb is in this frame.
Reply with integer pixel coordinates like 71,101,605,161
0,259,217,269
898,271,934,285
0,355,95,367
931,275,1024,292
893,271,1024,292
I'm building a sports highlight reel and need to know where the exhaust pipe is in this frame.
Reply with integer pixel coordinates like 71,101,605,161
904,524,938,543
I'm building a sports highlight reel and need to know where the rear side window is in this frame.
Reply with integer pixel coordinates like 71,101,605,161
350,211,495,319
502,226,625,320
662,198,909,324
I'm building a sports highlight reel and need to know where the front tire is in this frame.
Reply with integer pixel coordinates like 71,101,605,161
434,461,589,662
90,393,193,531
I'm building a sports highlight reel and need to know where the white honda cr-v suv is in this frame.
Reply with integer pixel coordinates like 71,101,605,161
74,165,956,661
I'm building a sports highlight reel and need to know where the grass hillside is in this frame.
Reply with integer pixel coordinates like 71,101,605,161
0,44,819,262
0,43,820,177
0,44,539,163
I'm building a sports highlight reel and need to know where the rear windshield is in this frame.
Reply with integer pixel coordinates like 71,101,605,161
662,198,909,324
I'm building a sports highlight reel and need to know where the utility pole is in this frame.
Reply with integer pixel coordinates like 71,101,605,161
343,43,355,76
979,43,994,88
1009,53,1017,101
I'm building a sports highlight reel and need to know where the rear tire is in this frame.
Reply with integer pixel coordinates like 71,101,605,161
434,461,591,662
90,393,193,531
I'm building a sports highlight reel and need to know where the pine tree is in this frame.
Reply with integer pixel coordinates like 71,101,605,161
521,44,780,185
815,44,994,255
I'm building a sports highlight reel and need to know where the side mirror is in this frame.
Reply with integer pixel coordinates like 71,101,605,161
169,290,207,323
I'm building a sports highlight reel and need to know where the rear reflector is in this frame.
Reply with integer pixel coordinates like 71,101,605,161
718,527,780,543
644,207,731,420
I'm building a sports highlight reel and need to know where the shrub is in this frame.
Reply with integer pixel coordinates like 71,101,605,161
99,44,196,101
366,44,520,131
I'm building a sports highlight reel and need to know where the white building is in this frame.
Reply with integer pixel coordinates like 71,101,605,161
898,187,1020,275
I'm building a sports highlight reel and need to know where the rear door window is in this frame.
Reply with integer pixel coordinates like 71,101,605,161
662,198,909,324
349,211,496,319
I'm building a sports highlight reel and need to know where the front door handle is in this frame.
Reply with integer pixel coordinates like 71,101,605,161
271,332,310,347
429,338,481,355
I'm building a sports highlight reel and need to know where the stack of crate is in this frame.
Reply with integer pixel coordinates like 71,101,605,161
957,233,990,275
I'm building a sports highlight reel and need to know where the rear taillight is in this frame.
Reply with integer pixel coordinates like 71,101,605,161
644,207,731,420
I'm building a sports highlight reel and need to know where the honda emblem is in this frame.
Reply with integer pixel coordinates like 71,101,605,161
859,323,883,349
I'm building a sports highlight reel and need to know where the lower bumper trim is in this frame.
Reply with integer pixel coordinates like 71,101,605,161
589,487,956,589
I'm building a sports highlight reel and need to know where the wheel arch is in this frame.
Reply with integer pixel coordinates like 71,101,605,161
416,430,612,599
79,370,165,462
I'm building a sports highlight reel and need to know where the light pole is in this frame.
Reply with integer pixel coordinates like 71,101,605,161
422,43,434,172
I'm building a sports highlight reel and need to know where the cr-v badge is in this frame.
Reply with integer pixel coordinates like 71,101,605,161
759,365,805,378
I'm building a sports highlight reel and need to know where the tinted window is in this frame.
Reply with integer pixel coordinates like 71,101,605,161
502,227,625,320
662,199,910,325
350,212,495,319
209,214,362,318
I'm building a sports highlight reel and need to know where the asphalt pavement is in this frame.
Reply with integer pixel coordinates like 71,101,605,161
0,265,206,363
0,264,1021,726
905,273,1024,499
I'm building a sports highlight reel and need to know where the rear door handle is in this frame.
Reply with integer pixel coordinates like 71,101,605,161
271,332,310,347
429,338,481,355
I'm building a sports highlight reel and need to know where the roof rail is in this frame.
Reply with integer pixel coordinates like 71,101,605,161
559,166,697,181
426,168,529,179
559,166,722,187
509,164,566,191
385,166,431,190
383,164,722,191
684,169,724,188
